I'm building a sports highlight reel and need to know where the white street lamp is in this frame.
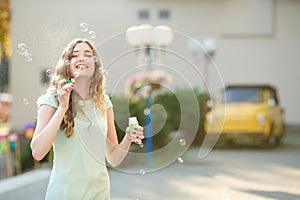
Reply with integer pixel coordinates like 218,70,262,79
153,25,174,47
126,24,173,47
202,37,217,57
125,26,141,47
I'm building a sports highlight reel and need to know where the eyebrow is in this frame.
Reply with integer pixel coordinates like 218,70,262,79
72,50,93,53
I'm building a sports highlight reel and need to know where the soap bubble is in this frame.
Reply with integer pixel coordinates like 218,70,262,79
89,31,96,39
139,169,146,175
25,53,33,62
45,69,54,77
79,23,88,32
143,108,150,115
17,43,29,55
84,56,92,63
64,60,71,66
23,99,29,106
102,69,108,76
74,71,80,77
179,139,186,146
222,193,230,200
177,157,184,163
93,56,98,63
78,100,85,107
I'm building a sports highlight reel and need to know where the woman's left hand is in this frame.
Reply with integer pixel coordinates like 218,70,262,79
125,126,144,145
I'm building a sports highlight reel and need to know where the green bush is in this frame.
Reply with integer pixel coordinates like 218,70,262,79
110,88,206,149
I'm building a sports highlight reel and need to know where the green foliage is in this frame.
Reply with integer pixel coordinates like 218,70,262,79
20,139,34,170
0,50,9,92
110,88,207,148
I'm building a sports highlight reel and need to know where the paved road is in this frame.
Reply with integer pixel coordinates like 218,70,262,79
0,128,299,200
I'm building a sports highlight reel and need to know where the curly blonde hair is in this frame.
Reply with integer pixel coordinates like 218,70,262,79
48,38,105,137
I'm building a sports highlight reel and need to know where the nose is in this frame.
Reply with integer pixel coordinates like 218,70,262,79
78,53,84,61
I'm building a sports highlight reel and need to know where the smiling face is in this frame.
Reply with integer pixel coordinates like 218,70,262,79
70,42,96,79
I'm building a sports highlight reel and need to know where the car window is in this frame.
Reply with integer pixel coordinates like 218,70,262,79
268,89,278,106
221,88,264,103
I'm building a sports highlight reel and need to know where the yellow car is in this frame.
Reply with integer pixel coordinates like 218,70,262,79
204,84,286,145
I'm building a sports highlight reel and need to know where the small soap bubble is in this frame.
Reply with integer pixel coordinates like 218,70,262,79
143,108,150,115
179,139,186,146
88,31,96,39
25,53,33,62
93,56,98,63
77,53,83,59
139,169,146,175
222,193,230,200
177,157,184,163
64,60,70,66
17,43,29,55
84,57,91,63
78,100,85,107
102,70,108,76
79,23,88,32
74,71,80,77
45,69,54,77
23,99,29,106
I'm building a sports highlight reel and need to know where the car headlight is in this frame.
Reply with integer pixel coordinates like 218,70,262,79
206,114,215,125
256,114,266,125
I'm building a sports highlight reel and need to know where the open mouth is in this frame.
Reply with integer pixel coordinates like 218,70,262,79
76,64,88,71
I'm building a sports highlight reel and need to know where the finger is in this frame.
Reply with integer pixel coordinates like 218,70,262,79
133,130,144,137
136,135,144,140
134,126,144,131
62,82,74,92
57,79,67,90
134,139,142,145
132,131,144,139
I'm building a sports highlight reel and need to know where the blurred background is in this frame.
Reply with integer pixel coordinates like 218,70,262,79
0,0,300,199
2,0,299,130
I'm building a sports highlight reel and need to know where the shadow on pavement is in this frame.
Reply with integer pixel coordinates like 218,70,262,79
239,189,300,200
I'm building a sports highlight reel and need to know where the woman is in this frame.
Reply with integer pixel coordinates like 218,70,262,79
30,38,144,199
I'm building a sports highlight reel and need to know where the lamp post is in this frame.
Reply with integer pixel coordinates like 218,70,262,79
202,37,217,93
126,24,173,165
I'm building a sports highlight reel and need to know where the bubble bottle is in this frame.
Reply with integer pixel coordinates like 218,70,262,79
129,117,143,147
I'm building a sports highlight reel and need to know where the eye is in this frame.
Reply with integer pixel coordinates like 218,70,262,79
84,54,93,58
71,54,78,58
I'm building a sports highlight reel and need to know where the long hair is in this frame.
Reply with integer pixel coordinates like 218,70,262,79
48,38,105,137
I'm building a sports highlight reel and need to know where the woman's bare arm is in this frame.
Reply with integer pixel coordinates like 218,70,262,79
105,107,143,167
30,105,67,161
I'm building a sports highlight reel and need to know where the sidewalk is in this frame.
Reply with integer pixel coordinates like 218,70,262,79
0,166,50,200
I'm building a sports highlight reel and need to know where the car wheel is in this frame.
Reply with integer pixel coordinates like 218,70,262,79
264,123,278,147
275,123,286,145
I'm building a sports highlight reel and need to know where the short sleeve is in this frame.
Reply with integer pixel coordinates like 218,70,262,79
37,92,58,110
103,94,113,110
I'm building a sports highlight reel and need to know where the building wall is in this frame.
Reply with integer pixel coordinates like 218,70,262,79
10,0,300,130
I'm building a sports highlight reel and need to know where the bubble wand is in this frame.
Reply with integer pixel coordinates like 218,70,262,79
67,66,86,84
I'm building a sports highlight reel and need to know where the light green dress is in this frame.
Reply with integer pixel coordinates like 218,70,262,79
37,92,112,200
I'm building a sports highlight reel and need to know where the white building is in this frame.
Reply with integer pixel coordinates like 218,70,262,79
10,0,300,130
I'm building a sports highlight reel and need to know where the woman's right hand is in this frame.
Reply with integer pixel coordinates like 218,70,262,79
56,79,74,109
